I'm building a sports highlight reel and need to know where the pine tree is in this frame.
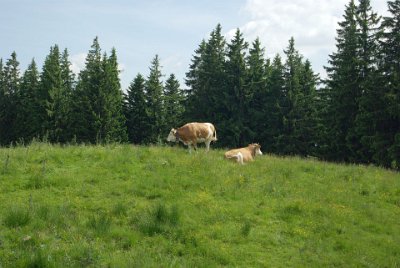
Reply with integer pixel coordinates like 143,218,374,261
280,37,305,155
267,54,286,154
246,38,269,145
0,52,20,145
297,60,319,156
380,0,400,168
71,37,103,143
0,58,5,144
352,0,381,163
323,0,360,162
224,28,249,147
185,40,207,121
124,73,148,144
99,48,128,143
16,59,40,142
145,55,164,143
59,49,75,142
163,73,185,134
185,24,226,132
39,45,65,142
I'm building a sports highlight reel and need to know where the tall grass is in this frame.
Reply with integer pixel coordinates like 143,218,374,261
0,143,399,267
3,206,31,228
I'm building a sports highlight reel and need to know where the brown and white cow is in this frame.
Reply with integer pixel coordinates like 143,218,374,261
167,122,217,152
224,143,263,164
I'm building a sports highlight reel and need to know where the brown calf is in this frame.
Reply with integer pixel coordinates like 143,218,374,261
224,143,263,164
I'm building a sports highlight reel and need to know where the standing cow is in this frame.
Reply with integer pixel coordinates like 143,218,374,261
166,122,217,152
224,143,263,164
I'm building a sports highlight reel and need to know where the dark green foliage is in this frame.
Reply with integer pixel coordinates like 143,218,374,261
264,55,286,153
184,25,319,155
70,38,127,143
39,45,72,143
98,48,128,143
144,55,165,144
124,74,148,144
352,0,381,163
0,52,20,145
163,74,185,133
246,39,270,146
185,24,226,134
322,0,364,162
319,0,399,168
15,59,40,142
379,0,400,168
278,38,318,156
223,29,249,147
70,37,103,143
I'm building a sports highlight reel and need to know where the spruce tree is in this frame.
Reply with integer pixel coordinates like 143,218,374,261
267,55,286,154
186,24,226,131
185,40,207,121
280,37,305,155
352,0,381,163
297,59,319,156
246,38,269,146
224,28,249,147
163,73,185,133
16,59,40,142
71,37,103,143
0,52,20,145
124,73,148,144
380,0,400,168
59,49,75,142
323,0,360,162
145,55,164,143
99,48,128,143
0,59,5,144
43,45,74,143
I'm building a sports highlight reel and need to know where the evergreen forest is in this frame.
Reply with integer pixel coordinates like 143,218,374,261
0,0,399,169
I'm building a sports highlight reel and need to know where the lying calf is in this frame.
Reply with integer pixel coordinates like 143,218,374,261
224,143,263,165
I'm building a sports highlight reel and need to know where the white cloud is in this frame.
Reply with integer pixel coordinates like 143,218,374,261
228,0,389,77
70,52,125,76
70,53,86,75
160,54,186,86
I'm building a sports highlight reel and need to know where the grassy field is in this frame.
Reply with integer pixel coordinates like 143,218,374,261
0,143,399,267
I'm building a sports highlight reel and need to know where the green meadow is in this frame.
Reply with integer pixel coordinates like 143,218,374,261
0,143,399,267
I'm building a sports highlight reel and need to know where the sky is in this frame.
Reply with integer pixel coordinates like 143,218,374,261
0,0,389,90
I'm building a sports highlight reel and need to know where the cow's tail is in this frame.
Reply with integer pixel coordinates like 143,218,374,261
213,126,217,141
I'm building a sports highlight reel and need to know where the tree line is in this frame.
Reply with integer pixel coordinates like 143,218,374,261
0,0,399,169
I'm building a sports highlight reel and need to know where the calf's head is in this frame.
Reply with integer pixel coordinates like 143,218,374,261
250,143,263,156
167,128,177,142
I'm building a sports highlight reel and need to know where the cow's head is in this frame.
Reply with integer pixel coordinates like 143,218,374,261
250,143,263,156
167,128,177,142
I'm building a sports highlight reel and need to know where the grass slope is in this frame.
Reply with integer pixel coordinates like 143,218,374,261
0,143,399,267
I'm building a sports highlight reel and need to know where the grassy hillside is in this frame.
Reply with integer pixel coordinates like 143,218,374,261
0,143,399,267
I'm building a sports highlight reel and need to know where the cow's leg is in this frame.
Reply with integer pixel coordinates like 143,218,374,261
187,144,193,154
193,142,197,151
237,152,244,165
205,140,211,152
